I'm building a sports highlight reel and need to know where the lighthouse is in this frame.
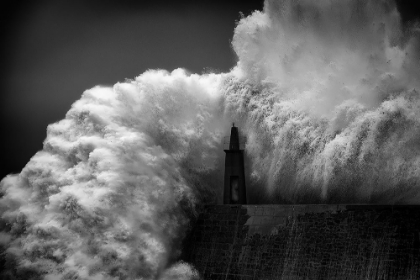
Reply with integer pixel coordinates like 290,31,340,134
223,123,247,204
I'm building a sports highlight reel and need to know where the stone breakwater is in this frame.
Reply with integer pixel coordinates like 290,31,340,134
182,205,420,280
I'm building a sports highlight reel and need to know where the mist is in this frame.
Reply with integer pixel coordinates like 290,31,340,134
225,0,420,204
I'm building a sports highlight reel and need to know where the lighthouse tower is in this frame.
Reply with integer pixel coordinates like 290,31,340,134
223,123,247,204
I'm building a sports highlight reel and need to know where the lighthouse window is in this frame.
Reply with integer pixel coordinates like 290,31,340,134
230,176,239,203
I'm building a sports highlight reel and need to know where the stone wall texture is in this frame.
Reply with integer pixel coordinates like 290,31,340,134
182,205,420,280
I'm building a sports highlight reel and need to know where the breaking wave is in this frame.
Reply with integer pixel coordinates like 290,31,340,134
1,0,420,279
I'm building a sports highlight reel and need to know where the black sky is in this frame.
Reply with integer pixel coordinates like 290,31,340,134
0,0,419,180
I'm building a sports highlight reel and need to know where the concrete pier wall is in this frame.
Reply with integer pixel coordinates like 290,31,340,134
182,205,420,280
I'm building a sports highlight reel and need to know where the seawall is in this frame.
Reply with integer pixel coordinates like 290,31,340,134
182,205,420,280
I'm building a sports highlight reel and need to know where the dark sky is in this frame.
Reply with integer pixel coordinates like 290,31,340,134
0,0,419,180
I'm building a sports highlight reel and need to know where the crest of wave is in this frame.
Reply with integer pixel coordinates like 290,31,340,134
0,69,227,279
224,0,420,203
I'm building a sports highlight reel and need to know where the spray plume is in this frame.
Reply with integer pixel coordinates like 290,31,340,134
0,69,226,279
226,0,420,204
1,0,420,279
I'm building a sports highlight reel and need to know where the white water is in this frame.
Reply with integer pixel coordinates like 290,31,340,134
1,0,419,279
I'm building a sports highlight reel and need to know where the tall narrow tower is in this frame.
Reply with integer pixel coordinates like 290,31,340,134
223,123,247,204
